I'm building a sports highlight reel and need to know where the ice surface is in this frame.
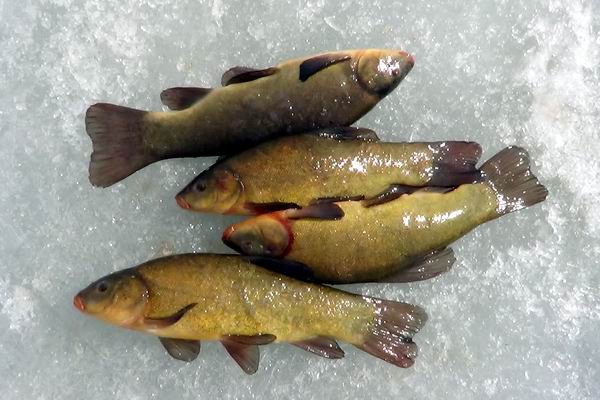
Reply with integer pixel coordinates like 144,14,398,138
1,0,599,398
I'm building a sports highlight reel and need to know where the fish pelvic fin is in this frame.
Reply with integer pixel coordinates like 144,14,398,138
481,146,548,217
355,298,427,368
85,103,157,187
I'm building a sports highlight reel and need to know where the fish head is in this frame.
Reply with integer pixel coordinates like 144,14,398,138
354,49,414,96
73,269,149,328
222,214,291,257
176,167,243,214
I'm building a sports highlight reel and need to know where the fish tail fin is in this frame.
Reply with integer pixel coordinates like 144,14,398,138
85,103,156,187
481,146,548,217
429,141,483,186
355,298,427,368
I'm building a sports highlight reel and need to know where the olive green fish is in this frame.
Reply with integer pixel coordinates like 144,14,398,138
175,129,482,214
86,49,414,187
222,147,548,284
73,254,427,374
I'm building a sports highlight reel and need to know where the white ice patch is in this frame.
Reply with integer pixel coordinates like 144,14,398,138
0,283,36,332
519,2,600,237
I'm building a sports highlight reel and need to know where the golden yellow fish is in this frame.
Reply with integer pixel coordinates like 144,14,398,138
175,130,482,214
74,254,427,374
222,147,548,283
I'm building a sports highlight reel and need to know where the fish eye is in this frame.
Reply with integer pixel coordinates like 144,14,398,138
195,182,207,192
96,281,109,293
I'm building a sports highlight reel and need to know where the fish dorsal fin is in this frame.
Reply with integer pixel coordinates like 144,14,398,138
286,203,344,220
379,248,456,283
311,127,380,142
221,339,261,375
299,53,352,82
245,256,317,283
160,87,212,110
144,303,197,329
292,337,345,359
159,337,201,362
221,66,279,86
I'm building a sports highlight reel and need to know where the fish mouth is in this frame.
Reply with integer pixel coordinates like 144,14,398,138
399,51,415,69
221,226,242,253
73,294,86,312
175,194,191,210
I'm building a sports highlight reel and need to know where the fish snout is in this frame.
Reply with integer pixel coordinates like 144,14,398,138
175,194,191,210
73,294,86,312
222,226,242,252
398,51,415,68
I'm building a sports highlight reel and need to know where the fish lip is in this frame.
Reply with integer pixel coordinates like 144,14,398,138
222,226,243,253
399,51,415,68
73,294,86,312
175,194,191,210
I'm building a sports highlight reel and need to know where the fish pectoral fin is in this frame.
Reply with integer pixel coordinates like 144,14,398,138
143,303,197,329
221,339,261,375
292,337,345,359
310,127,380,142
245,202,300,215
160,87,212,110
159,337,201,362
379,248,456,283
299,53,352,82
362,184,422,207
287,203,344,220
224,334,276,345
221,66,279,86
245,256,317,282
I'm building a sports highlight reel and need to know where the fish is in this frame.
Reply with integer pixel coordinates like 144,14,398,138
175,129,483,214
221,147,548,284
86,49,415,187
73,253,427,374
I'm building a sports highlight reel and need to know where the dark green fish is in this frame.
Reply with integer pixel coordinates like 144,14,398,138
86,49,414,187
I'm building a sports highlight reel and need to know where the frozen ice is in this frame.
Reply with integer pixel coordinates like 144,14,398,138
1,0,599,399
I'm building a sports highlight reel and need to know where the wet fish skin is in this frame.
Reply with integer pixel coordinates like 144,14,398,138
176,132,482,215
86,49,414,187
74,254,427,370
222,147,548,283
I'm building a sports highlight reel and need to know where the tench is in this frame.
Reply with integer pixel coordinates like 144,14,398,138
86,49,414,187
175,129,482,214
221,147,548,283
73,254,427,374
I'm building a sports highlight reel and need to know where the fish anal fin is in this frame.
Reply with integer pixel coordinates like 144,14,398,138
429,141,483,186
159,337,201,362
221,66,279,86
160,87,212,110
293,337,344,359
221,339,260,375
144,303,197,329
224,334,276,345
379,248,456,283
311,127,380,142
286,203,344,220
299,53,352,82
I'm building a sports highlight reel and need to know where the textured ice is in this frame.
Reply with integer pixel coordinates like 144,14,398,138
1,0,599,398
